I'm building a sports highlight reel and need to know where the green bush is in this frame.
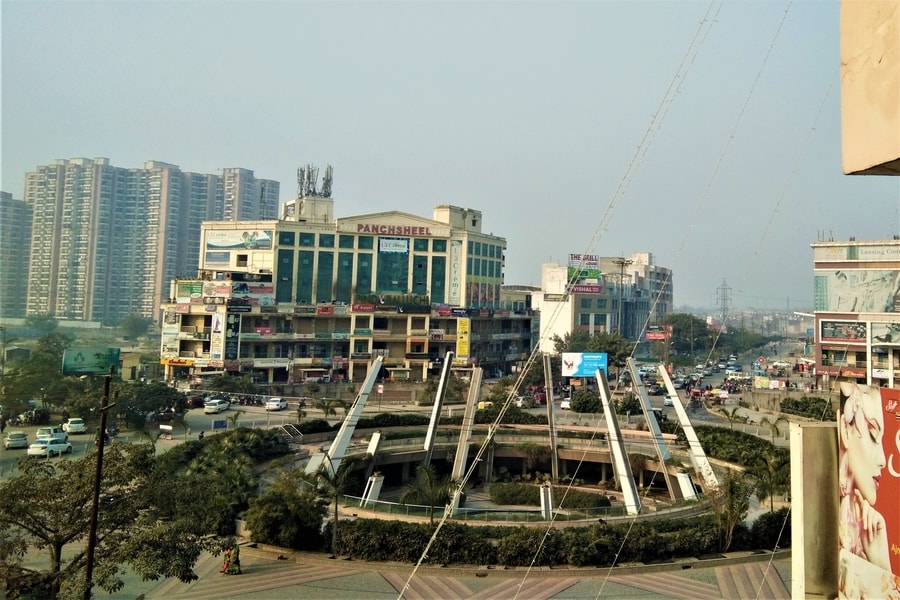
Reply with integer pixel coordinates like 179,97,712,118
298,419,335,434
780,396,834,420
750,507,791,550
357,413,430,429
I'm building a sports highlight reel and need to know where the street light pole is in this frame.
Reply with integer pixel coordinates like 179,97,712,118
613,257,633,337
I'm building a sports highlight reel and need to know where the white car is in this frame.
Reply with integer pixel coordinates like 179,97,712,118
265,397,287,411
663,395,675,407
63,418,87,434
27,438,73,457
36,426,68,442
204,398,230,414
4,431,29,450
560,398,572,410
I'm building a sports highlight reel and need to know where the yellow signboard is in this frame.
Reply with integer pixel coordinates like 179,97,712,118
456,318,470,359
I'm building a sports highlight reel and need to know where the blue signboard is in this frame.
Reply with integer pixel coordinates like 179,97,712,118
561,352,608,377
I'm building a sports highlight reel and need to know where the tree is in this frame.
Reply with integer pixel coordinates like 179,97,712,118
571,390,601,413
585,332,636,370
244,469,326,550
314,397,341,419
25,313,58,334
0,444,224,599
119,314,152,340
706,469,754,552
746,449,791,512
399,463,455,527
758,415,789,444
113,380,188,429
721,406,747,430
314,456,361,554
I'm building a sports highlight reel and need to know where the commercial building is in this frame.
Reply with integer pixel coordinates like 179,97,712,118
534,253,673,353
22,158,278,325
0,191,32,319
160,193,534,384
810,238,900,388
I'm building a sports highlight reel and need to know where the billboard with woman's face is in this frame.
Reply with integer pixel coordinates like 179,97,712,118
837,383,900,599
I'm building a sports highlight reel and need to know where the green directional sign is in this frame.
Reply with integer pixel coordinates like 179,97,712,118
62,347,121,375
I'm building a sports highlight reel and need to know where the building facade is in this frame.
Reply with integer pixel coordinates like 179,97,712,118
23,158,279,325
811,238,900,388
534,253,673,353
160,200,534,384
0,191,33,319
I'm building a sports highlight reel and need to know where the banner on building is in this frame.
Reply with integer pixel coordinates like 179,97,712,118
837,383,900,599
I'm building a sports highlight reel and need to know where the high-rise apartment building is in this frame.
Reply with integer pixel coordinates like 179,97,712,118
23,157,279,325
0,191,33,319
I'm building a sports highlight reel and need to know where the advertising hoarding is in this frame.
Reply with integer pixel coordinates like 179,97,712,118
456,318,470,359
205,229,273,250
821,321,868,344
62,348,121,375
837,383,900,599
815,269,900,313
561,352,608,378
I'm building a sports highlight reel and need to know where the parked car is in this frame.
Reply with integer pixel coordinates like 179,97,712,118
35,426,68,442
27,438,73,457
663,395,675,407
204,398,230,414
265,397,288,411
62,418,87,434
186,395,206,409
4,431,29,449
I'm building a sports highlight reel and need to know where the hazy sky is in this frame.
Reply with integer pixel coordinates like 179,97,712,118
3,0,898,311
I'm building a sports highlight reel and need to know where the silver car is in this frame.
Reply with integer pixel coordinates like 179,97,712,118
4,431,29,449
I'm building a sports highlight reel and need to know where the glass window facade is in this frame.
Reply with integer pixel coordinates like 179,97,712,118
299,232,315,247
432,239,446,253
276,249,294,302
376,248,409,294
278,231,295,246
296,250,314,303
339,235,354,248
336,252,354,303
413,238,428,252
319,234,334,248
412,255,428,295
430,256,446,304
316,252,334,301
358,236,373,249
357,253,373,295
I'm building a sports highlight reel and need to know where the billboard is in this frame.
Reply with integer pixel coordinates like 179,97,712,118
814,269,900,312
837,383,900,599
205,229,273,250
561,352,608,378
821,321,867,344
456,318,470,359
567,253,601,280
62,348,121,375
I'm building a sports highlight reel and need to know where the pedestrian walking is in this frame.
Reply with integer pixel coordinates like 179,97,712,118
199,430,205,441
0,416,6,434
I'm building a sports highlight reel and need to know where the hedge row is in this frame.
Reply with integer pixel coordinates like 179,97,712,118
335,509,790,566
779,396,834,420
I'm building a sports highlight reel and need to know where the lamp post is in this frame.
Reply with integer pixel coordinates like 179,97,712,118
612,257,633,337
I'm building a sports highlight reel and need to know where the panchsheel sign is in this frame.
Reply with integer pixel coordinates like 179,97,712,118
62,348,121,375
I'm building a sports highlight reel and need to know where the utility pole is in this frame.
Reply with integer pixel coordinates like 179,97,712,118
612,257,633,338
84,369,116,600
0,325,6,378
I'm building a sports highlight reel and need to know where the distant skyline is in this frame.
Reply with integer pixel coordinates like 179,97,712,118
3,1,898,311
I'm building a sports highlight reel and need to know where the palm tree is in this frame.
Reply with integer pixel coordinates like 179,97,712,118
721,406,746,430
314,397,339,419
227,409,244,429
315,455,358,555
399,463,456,527
747,449,791,512
759,415,789,444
